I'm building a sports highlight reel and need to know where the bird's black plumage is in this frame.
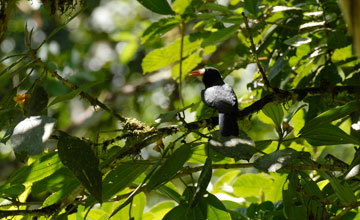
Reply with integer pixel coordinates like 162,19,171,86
191,67,239,136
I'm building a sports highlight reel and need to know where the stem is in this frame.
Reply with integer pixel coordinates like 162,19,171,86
242,13,272,91
179,19,185,110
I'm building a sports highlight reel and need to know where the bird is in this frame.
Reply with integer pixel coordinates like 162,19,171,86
189,67,239,137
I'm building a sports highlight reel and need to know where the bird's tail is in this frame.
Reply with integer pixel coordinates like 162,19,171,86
219,113,239,137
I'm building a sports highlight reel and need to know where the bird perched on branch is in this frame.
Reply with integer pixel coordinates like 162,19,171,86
189,67,239,137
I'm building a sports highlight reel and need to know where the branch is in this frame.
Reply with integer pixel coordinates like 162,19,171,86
0,205,57,218
32,57,154,133
238,85,360,119
97,84,360,169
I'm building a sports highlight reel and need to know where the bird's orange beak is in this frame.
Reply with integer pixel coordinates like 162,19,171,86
189,68,205,77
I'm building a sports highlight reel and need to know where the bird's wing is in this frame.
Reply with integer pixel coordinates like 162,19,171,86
202,84,238,114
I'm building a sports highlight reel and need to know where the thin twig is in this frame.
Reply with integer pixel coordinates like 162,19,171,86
242,12,272,91
179,19,185,109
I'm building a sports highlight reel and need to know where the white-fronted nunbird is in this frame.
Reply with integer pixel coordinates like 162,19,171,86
189,67,239,137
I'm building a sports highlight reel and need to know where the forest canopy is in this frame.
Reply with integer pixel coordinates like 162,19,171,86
1,0,360,219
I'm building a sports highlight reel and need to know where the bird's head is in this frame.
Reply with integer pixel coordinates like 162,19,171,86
189,67,224,87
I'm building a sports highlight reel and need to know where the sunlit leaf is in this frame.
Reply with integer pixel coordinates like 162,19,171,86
143,201,177,220
271,6,301,12
172,0,192,15
300,101,359,134
261,103,284,126
254,148,310,172
332,45,352,61
42,179,80,207
199,3,234,14
301,124,360,146
208,131,257,161
142,34,204,73
284,36,311,47
11,116,56,161
142,17,180,43
202,25,239,47
233,173,272,199
9,152,63,184
171,50,202,80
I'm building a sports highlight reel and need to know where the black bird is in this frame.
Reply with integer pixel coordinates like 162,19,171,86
189,67,239,137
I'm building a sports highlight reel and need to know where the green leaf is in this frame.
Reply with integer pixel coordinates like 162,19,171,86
244,0,262,16
314,64,342,86
57,132,102,202
255,140,272,151
199,3,234,14
141,17,180,43
0,184,25,198
345,148,360,179
204,193,231,220
25,85,48,116
271,5,301,12
119,41,139,64
254,148,310,172
172,0,192,15
172,51,202,80
301,124,360,146
233,173,273,198
208,131,257,161
142,34,204,73
136,0,174,15
261,103,284,126
42,179,80,207
300,21,325,30
143,201,177,220
31,167,76,195
300,101,359,134
157,185,181,203
102,163,148,200
191,157,212,208
11,116,56,161
131,192,147,220
320,171,356,203
268,56,288,81
155,104,194,124
48,80,105,106
302,178,323,200
163,204,188,220
332,45,352,61
9,152,63,184
213,170,240,194
284,36,311,47
202,25,239,47
147,144,192,191
327,30,350,49
282,189,306,220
